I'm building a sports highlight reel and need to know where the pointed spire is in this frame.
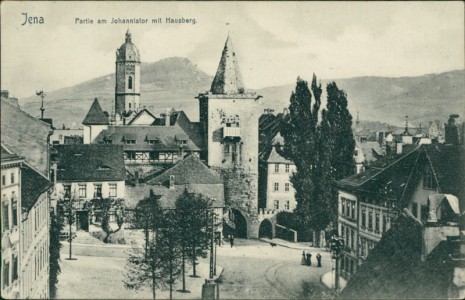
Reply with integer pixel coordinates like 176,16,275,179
125,29,132,43
82,98,109,125
210,36,245,95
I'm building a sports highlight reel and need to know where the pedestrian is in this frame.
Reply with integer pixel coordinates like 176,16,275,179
306,252,312,266
301,251,306,265
229,235,234,248
316,253,322,267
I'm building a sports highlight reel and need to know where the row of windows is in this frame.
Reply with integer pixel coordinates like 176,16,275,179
360,208,389,233
341,255,356,277
2,191,18,232
341,197,356,219
21,235,49,299
359,237,376,258
273,200,291,210
273,182,291,192
341,224,356,251
23,198,48,252
1,172,16,186
274,163,291,173
64,184,117,199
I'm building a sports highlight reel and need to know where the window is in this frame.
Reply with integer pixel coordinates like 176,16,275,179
125,151,136,159
274,164,279,173
368,211,373,230
10,172,14,184
421,205,429,222
375,212,380,232
285,164,290,173
360,238,366,256
129,103,132,110
2,261,9,288
94,184,102,198
274,182,279,192
350,230,355,249
285,183,290,192
109,184,117,197
1,175,5,186
12,256,18,282
411,202,418,218
285,200,290,210
361,209,366,227
274,200,280,210
125,140,136,145
423,167,437,190
382,215,388,233
3,201,9,231
224,144,230,153
63,185,71,199
354,149,359,156
78,185,86,198
351,202,355,219
12,197,17,227
147,139,159,145
128,76,133,89
149,152,159,160
342,199,345,215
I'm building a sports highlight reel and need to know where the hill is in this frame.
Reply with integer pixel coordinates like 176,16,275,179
257,70,465,127
19,59,464,128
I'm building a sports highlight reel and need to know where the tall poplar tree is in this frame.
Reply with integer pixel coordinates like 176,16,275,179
319,82,356,224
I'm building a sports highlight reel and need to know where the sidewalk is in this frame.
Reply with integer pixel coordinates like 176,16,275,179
259,237,327,252
321,270,347,290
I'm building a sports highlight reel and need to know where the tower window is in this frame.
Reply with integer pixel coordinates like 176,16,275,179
128,76,133,89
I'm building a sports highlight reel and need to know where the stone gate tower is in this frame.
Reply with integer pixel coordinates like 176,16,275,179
198,36,262,238
115,30,141,115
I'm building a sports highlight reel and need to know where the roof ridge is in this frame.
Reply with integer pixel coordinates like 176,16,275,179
1,99,54,128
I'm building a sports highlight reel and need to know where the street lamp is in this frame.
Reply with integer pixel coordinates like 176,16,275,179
329,236,344,292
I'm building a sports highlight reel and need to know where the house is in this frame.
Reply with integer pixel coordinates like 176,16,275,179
51,144,126,231
335,115,465,280
50,128,83,145
125,154,225,238
1,98,53,299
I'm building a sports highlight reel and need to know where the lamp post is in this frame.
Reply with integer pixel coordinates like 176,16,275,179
330,236,344,292
209,207,215,279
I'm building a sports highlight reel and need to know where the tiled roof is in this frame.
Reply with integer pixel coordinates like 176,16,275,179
337,145,422,199
359,141,384,163
125,184,225,209
267,147,292,164
21,163,52,212
82,98,109,125
53,144,125,182
147,154,223,185
424,144,465,208
210,36,245,95
95,112,204,152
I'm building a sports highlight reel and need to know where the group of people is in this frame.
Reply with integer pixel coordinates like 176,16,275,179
301,251,322,267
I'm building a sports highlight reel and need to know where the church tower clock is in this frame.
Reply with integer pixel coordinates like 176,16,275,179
115,30,141,116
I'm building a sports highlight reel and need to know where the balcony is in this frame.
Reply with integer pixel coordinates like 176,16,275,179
223,127,241,138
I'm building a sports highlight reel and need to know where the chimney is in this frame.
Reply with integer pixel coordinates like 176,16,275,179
165,108,171,127
169,175,175,189
396,142,403,155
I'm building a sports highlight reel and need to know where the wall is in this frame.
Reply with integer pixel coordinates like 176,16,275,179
1,161,22,299
20,192,49,299
50,129,83,145
83,125,108,144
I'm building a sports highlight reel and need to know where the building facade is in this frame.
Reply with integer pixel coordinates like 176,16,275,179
1,147,23,299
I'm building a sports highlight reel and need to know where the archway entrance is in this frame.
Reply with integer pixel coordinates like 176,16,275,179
259,219,273,239
223,208,248,238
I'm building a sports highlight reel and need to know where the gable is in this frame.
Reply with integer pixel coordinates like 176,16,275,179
127,109,157,126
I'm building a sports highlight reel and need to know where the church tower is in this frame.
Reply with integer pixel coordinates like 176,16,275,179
115,30,141,116
198,36,262,238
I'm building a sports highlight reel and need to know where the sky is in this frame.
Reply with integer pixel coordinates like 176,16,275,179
1,1,464,98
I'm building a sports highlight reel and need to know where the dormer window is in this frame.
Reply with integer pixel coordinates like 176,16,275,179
175,134,188,146
146,134,160,145
123,134,137,144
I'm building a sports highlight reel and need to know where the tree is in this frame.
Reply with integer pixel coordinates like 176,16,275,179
89,198,125,243
49,205,64,298
175,190,214,280
131,190,163,259
124,209,182,300
319,82,356,224
280,75,321,241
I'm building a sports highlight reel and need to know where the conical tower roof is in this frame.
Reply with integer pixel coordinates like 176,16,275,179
210,36,245,95
82,98,109,125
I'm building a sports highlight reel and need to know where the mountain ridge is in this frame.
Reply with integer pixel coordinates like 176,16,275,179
17,57,464,128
